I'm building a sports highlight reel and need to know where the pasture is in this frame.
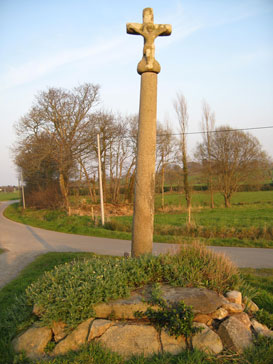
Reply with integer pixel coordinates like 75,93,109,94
0,191,19,201
4,190,273,248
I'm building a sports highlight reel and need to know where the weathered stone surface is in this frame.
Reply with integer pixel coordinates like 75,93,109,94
13,326,52,359
218,316,253,352
194,314,212,325
192,323,223,354
226,291,242,305
210,308,229,320
52,318,93,356
94,286,227,319
243,297,259,313
161,330,186,355
88,319,113,341
222,302,244,314
159,286,227,314
26,287,259,359
94,290,152,319
52,321,67,342
251,319,273,338
97,324,160,357
233,312,251,329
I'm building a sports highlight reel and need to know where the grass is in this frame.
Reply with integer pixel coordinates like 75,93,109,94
0,191,19,201
154,190,273,209
4,190,273,248
239,268,273,329
0,252,272,364
4,203,132,240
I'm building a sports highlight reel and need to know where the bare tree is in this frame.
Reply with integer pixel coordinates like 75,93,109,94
14,83,100,212
174,93,192,223
196,126,271,207
156,122,175,209
87,111,119,202
201,101,216,208
123,115,138,203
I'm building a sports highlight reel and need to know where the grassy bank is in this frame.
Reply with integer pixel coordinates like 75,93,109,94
0,251,272,364
5,189,273,248
0,191,19,201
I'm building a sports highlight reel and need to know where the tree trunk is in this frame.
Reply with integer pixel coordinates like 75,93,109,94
209,174,214,209
224,194,231,208
59,172,70,214
161,163,165,209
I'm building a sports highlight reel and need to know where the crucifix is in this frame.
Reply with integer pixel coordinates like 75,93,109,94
127,8,172,257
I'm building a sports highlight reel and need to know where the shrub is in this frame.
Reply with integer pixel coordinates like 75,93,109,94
135,284,202,347
25,244,239,328
25,184,63,209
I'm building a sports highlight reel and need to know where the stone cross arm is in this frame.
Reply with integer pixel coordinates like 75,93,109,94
126,8,172,74
126,22,172,37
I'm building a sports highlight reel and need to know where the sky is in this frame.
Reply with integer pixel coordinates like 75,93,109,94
0,0,273,185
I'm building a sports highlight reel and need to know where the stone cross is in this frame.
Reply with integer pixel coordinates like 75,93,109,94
127,8,171,257
127,7,172,75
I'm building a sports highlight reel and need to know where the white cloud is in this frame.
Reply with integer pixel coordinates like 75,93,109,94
1,36,124,89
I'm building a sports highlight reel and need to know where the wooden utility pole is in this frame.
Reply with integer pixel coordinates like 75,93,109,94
97,134,105,225
21,170,25,209
127,8,171,257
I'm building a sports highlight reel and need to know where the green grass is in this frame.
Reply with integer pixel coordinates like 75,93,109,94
155,190,273,209
4,203,132,240
0,191,19,201
239,268,273,328
0,253,272,364
4,190,273,248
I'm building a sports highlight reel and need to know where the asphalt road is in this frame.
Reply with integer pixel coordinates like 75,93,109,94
0,201,272,289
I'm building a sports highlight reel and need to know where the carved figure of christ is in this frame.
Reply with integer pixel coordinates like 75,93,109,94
127,7,172,74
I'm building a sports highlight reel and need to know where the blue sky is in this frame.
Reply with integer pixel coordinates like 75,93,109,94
0,0,272,185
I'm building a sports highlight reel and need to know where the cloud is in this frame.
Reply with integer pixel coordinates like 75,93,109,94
1,36,124,89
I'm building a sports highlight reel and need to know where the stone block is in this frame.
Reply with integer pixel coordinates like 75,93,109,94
88,319,113,341
222,302,244,314
226,291,242,305
97,323,160,357
52,321,67,342
94,290,152,319
52,318,93,356
210,308,229,320
218,316,253,352
251,319,273,338
161,330,186,355
13,326,52,359
192,323,223,354
233,312,251,329
243,297,259,313
194,314,212,325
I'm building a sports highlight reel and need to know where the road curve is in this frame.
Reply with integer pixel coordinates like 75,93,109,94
0,201,272,288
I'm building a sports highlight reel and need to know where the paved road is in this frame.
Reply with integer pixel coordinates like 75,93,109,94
0,201,273,288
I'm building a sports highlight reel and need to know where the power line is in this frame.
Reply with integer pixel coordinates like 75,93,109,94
125,125,273,139
157,125,273,137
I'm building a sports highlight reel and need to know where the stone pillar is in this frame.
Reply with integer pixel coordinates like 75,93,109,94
127,8,171,257
132,72,157,256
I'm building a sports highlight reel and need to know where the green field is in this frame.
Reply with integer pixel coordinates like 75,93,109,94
4,190,273,248
154,190,273,209
0,191,19,201
0,252,272,364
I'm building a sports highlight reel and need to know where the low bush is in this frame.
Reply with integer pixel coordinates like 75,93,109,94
135,283,202,346
25,243,239,328
25,184,63,209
